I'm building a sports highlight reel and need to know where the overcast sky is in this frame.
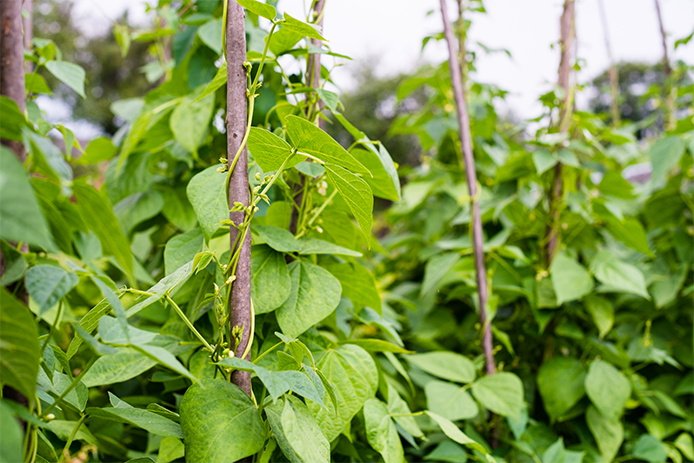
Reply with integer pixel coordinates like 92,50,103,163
69,0,694,120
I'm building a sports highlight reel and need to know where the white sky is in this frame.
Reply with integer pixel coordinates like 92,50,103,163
69,0,694,120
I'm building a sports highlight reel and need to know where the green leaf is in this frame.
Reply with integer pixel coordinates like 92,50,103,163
425,411,487,455
338,339,412,354
187,165,228,240
537,357,586,421
586,405,623,463
180,379,265,463
648,136,685,180
0,288,39,406
268,27,303,55
387,384,422,437
265,396,330,463
533,149,558,175
594,204,654,257
0,147,55,251
25,73,51,94
170,92,215,153
421,253,461,295
542,438,566,463
165,229,204,276
0,240,27,286
364,399,405,463
590,251,649,299
78,137,118,164
162,186,198,232
98,316,156,345
325,164,373,244
251,244,291,314
296,237,361,257
198,18,223,54
674,434,694,460
254,225,361,256
25,265,78,315
633,434,667,463
585,359,631,420
0,96,30,141
307,344,378,442
193,62,227,103
157,437,185,463
86,393,183,438
350,147,400,201
82,348,156,387
73,182,135,283
550,253,594,304
126,261,195,317
407,352,475,383
325,263,381,312
276,260,341,338
237,0,277,20
115,190,164,235
45,60,86,98
285,116,367,173
281,14,326,41
248,127,301,172
0,401,24,463
23,129,73,182
650,265,688,308
584,295,614,337
424,441,468,463
134,344,197,383
425,380,478,421
471,372,524,419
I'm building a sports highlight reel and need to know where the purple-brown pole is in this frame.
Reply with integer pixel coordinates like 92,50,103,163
226,0,252,396
545,0,575,266
1,0,27,162
439,0,495,377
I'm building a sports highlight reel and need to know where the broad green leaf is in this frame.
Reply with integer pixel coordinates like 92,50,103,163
297,237,361,257
350,147,400,202
407,352,475,384
38,371,87,412
650,265,688,308
25,265,77,316
584,295,614,338
425,411,487,455
162,186,198,232
251,244,291,314
198,18,223,54
586,405,623,463
425,380,478,421
325,164,373,244
73,182,135,283
115,190,164,235
537,357,586,421
78,137,118,164
26,73,51,94
187,165,228,239
674,434,694,460
193,62,227,103
86,393,183,438
180,379,265,463
421,253,461,295
165,229,204,275
325,263,381,312
126,261,195,317
533,149,558,175
0,147,55,251
598,170,635,199
590,251,649,299
387,384,422,437
170,92,215,153
45,60,86,98
0,288,40,406
98,316,156,345
285,116,367,173
648,136,685,180
268,27,303,56
82,348,156,387
265,396,330,463
594,204,654,257
471,372,524,419
276,260,341,338
585,360,631,420
542,438,567,463
254,225,360,256
134,344,197,383
424,441,468,463
237,0,277,20
23,129,73,182
0,401,23,463
0,96,30,141
550,253,594,304
248,127,301,172
307,344,378,442
157,437,185,463
633,434,667,463
0,240,27,286
339,339,412,354
364,399,405,463
281,14,326,41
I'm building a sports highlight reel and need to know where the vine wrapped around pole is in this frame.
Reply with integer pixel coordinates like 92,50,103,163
439,0,495,377
225,0,252,396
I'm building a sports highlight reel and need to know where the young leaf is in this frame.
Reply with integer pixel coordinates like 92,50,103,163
180,379,265,463
281,14,326,41
248,127,301,172
0,147,56,251
237,0,277,21
0,288,40,406
25,265,78,316
285,116,367,173
276,261,341,338
45,60,86,98
363,399,405,463
325,164,373,244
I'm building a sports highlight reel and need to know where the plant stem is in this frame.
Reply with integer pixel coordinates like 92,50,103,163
57,414,86,463
40,300,64,358
439,0,496,377
166,295,214,352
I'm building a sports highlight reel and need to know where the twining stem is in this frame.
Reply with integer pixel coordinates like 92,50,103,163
439,0,496,377
544,0,575,266
166,295,214,352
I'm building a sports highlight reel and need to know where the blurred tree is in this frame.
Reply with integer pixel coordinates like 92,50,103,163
34,0,151,134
